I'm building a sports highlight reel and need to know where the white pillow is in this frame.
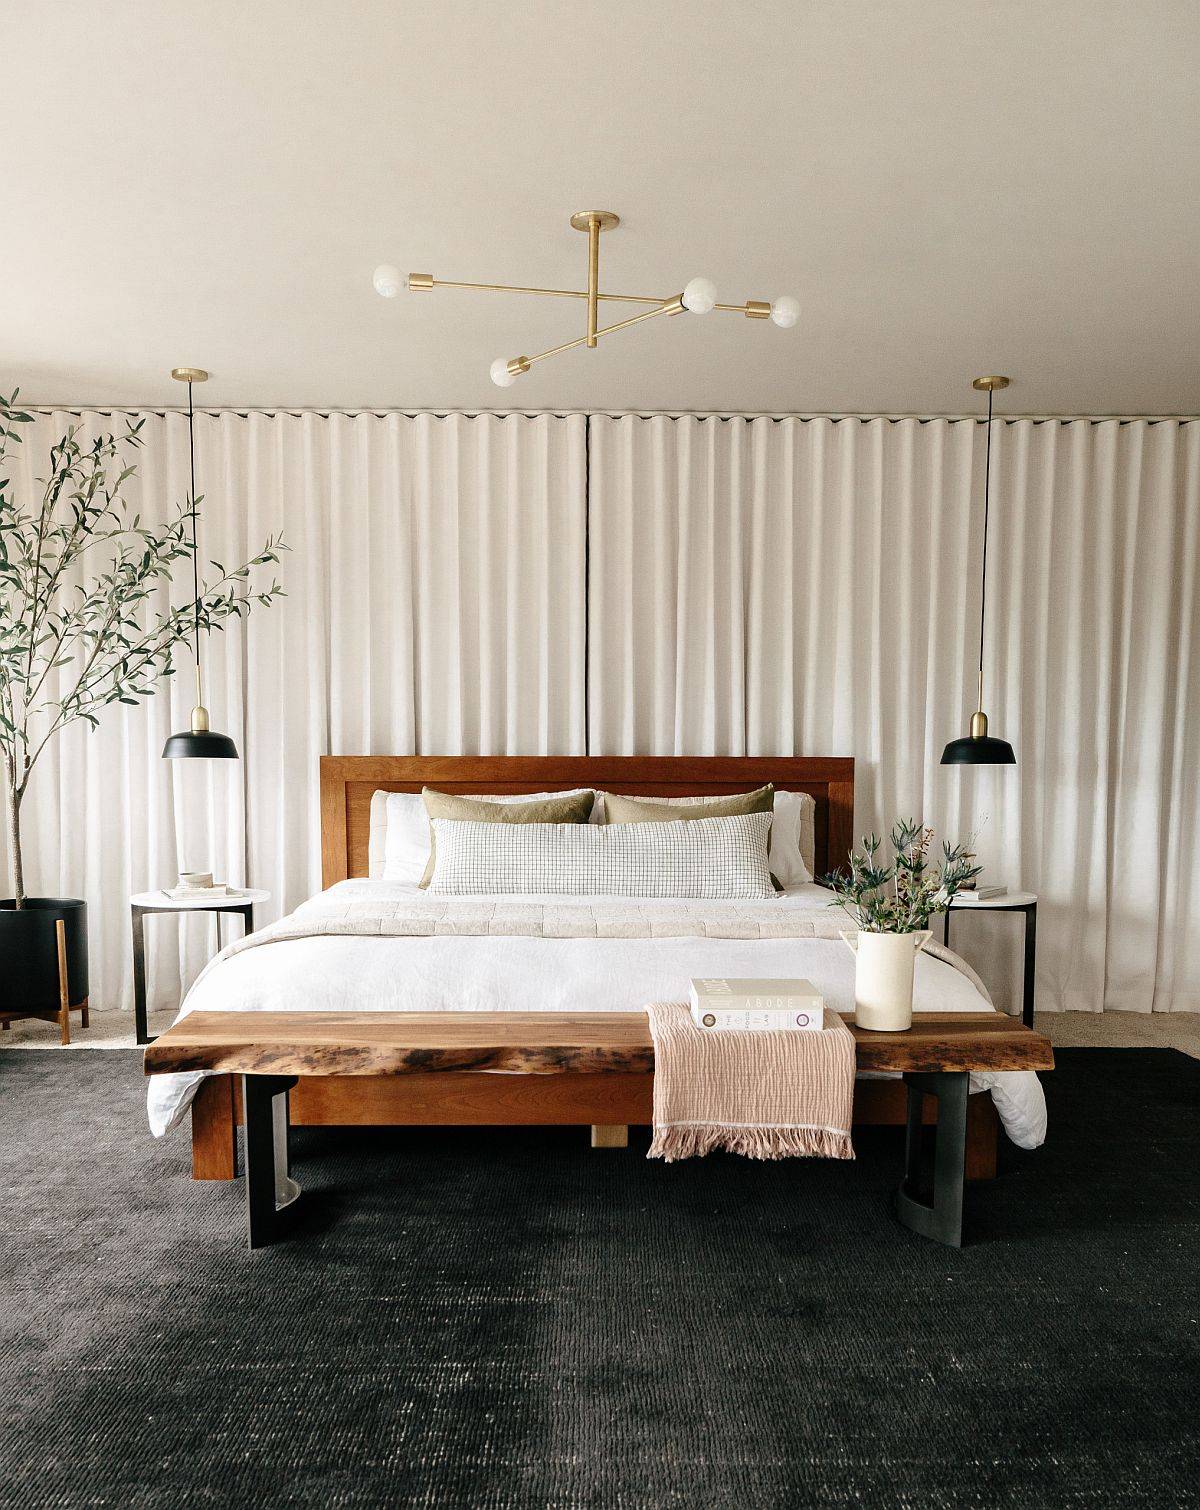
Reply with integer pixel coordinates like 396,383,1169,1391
372,788,594,884
592,788,815,886
428,810,775,899
368,789,390,878
772,790,816,886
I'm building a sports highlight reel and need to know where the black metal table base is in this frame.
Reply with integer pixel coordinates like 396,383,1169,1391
132,901,256,1045
242,1074,301,1249
944,901,1037,1029
894,1071,970,1248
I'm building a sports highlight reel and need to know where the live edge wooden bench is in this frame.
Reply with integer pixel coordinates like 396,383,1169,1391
144,1010,1054,1251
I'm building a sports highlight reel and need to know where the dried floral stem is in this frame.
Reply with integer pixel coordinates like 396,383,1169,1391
822,819,981,934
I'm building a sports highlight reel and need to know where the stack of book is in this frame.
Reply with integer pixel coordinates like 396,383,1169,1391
689,978,826,1032
164,882,239,900
954,884,1008,902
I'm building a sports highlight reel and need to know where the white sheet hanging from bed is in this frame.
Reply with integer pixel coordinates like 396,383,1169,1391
146,881,1048,1149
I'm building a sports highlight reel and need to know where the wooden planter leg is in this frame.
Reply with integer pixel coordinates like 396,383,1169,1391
56,919,70,1046
80,997,89,1030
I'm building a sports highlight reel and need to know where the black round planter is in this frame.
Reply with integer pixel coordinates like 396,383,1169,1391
0,898,89,1013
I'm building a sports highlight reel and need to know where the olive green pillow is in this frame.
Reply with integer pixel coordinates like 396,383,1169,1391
601,784,780,890
601,784,775,825
419,787,595,888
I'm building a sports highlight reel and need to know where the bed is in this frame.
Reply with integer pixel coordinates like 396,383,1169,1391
147,756,1047,1167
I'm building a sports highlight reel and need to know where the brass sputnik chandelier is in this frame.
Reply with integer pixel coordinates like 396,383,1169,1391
373,209,800,386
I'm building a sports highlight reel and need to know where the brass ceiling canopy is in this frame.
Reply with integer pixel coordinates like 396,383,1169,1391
373,209,800,386
569,209,620,233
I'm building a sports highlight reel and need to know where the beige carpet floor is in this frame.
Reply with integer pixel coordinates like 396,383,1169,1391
1035,1009,1200,1058
4,1006,1200,1057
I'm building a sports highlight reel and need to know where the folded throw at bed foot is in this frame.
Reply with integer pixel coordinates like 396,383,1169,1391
646,1003,856,1162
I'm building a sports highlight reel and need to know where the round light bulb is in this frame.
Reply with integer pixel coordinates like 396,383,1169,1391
373,264,402,298
490,357,517,388
682,276,717,314
770,295,800,329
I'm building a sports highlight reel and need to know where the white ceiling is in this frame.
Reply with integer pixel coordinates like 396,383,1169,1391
6,1,1199,415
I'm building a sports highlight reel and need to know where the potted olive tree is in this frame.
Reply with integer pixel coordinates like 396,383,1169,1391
0,390,284,1029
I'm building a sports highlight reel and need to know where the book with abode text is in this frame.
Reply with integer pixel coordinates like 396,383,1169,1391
688,978,826,1032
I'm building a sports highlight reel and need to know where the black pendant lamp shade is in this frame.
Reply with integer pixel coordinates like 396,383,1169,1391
162,368,239,760
162,727,238,759
941,376,1016,767
941,731,1016,766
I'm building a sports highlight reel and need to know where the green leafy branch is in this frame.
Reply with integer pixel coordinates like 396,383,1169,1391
0,388,287,906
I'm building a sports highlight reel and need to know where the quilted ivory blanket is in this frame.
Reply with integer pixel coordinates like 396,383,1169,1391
216,893,992,1000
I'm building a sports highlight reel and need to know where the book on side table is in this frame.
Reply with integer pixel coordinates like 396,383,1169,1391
163,883,242,901
954,885,1008,902
689,978,825,1032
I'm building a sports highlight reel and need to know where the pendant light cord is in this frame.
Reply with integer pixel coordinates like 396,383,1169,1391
186,379,202,691
976,386,993,713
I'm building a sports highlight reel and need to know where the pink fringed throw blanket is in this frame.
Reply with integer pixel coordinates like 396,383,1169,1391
646,1003,856,1162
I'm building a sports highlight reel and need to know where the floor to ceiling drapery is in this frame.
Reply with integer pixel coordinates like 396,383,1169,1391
3,407,1196,1017
5,410,586,1013
587,414,1199,1015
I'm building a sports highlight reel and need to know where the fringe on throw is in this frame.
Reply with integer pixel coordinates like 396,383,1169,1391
647,1123,855,1163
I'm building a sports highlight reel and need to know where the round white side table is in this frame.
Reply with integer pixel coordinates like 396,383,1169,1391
130,889,270,1045
942,891,1038,1028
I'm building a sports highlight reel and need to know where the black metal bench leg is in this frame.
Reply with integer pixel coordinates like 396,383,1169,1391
242,1074,301,1249
895,1071,970,1248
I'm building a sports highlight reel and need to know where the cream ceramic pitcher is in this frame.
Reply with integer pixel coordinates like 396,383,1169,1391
840,929,932,1031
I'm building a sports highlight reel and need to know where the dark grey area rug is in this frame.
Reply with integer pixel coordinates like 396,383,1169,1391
1,1049,1197,1509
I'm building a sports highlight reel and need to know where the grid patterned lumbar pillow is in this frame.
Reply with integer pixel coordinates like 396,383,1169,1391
372,788,594,884
418,787,595,887
427,810,775,898
597,786,816,887
602,785,782,889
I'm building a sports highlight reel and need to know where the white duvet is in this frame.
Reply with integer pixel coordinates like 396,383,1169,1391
147,880,1047,1148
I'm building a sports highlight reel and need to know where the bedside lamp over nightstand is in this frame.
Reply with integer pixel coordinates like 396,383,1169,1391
161,367,239,761
942,375,1016,767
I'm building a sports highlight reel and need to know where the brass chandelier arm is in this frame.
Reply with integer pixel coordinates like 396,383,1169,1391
520,295,686,370
409,274,770,316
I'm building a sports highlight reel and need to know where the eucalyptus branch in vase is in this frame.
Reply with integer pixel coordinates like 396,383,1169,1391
0,388,287,907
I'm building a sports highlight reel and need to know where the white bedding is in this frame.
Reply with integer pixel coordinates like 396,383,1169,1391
147,880,1047,1148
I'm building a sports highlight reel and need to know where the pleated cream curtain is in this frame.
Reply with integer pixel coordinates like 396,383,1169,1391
5,410,586,1014
4,406,1196,1019
588,414,1200,1015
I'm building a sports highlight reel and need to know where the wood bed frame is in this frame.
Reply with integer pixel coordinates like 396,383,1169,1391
190,754,999,1181
319,754,855,889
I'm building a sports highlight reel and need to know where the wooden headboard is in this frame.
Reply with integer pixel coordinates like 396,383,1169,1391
320,756,854,887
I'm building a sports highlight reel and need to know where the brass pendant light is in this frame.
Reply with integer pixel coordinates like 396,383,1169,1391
941,375,1016,767
162,368,238,760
